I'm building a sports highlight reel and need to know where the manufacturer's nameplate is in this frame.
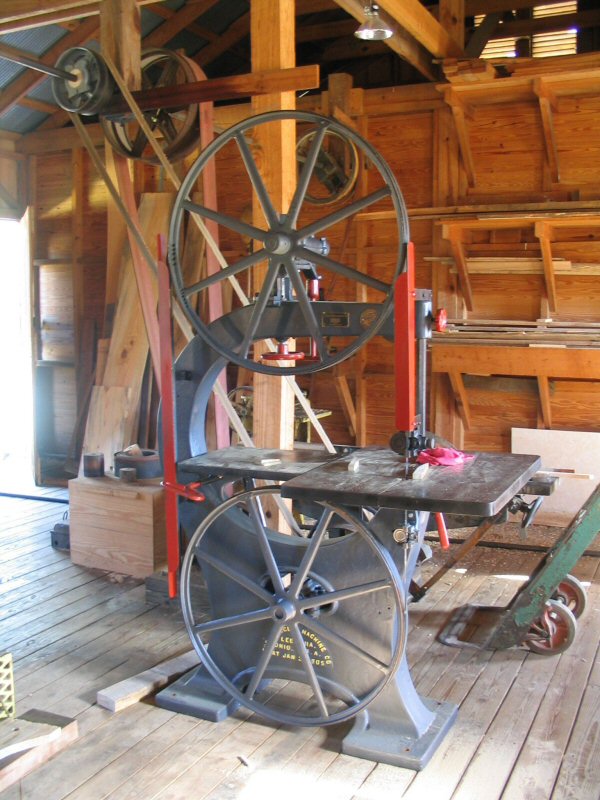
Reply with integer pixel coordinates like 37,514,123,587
321,311,349,328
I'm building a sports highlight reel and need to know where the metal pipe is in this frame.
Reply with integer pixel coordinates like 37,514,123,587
0,44,76,81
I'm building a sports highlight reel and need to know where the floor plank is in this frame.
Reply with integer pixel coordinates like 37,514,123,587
1,495,598,800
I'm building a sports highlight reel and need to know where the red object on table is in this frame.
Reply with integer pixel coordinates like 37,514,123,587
417,447,475,467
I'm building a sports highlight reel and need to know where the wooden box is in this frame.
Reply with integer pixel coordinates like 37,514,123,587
68,477,167,578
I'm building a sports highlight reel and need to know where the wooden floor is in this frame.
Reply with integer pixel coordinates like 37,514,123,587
1,493,599,800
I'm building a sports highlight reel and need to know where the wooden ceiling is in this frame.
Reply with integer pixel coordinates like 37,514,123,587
0,0,599,135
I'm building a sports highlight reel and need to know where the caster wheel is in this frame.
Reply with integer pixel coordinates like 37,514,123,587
525,599,577,655
551,574,587,619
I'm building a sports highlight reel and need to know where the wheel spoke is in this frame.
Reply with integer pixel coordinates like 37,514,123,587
244,621,285,700
289,508,334,599
182,199,268,242
293,622,329,718
297,246,390,294
284,262,328,359
235,133,278,228
296,186,391,239
195,549,274,604
287,120,329,228
247,494,286,595
156,58,179,89
296,578,392,611
302,617,389,673
194,606,272,635
155,109,178,144
183,248,266,298
130,125,148,158
236,260,280,358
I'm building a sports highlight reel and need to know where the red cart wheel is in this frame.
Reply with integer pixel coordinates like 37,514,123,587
551,574,587,619
525,599,577,655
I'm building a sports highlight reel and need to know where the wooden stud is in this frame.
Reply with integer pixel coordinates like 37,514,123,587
534,78,560,184
250,0,297,456
448,369,472,429
535,221,558,315
537,375,553,430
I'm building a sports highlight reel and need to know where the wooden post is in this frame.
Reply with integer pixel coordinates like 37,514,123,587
250,0,296,454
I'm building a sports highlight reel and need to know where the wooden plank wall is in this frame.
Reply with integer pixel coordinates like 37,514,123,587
22,74,600,472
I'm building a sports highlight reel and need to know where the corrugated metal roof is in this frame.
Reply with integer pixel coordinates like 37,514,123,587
0,25,70,132
0,105,48,134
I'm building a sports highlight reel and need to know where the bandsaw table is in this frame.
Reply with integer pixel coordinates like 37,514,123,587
158,445,540,769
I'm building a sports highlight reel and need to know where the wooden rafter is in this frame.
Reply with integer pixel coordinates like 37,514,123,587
194,12,250,68
143,0,219,47
534,78,560,184
376,0,464,58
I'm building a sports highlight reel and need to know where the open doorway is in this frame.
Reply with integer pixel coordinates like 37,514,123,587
0,214,34,490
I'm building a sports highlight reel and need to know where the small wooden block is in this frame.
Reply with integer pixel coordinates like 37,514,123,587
97,651,200,712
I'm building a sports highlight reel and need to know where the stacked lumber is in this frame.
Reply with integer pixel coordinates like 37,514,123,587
434,319,600,349
80,193,174,475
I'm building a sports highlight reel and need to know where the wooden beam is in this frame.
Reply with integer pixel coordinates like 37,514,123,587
251,0,296,458
537,375,552,430
432,344,600,380
103,65,320,114
333,0,438,81
465,0,571,15
448,369,471,429
534,78,560,184
194,12,250,68
491,9,600,40
143,0,219,47
439,0,465,50
443,87,476,191
377,0,464,58
535,221,558,315
465,12,502,58
100,0,141,90
445,228,475,311
0,0,159,32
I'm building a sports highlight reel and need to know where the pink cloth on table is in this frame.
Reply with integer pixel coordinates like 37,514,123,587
416,447,475,466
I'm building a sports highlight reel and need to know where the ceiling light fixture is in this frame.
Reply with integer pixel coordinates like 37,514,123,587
354,4,394,41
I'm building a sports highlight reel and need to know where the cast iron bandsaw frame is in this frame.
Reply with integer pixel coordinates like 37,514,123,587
137,110,588,769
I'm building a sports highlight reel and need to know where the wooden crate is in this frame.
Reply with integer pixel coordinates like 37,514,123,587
68,477,166,578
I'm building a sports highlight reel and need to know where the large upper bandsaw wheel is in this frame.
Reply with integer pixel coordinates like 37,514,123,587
181,486,406,726
168,110,410,375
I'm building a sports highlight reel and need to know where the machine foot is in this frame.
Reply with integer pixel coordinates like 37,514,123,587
155,666,238,722
342,697,457,770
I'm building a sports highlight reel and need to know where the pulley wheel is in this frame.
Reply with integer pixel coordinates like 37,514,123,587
181,485,406,726
168,110,409,376
296,128,359,205
52,47,115,115
101,48,200,164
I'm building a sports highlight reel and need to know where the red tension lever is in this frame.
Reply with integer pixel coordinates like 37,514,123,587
435,512,450,550
162,480,206,503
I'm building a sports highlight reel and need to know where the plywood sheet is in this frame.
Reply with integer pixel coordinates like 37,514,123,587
512,427,600,526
